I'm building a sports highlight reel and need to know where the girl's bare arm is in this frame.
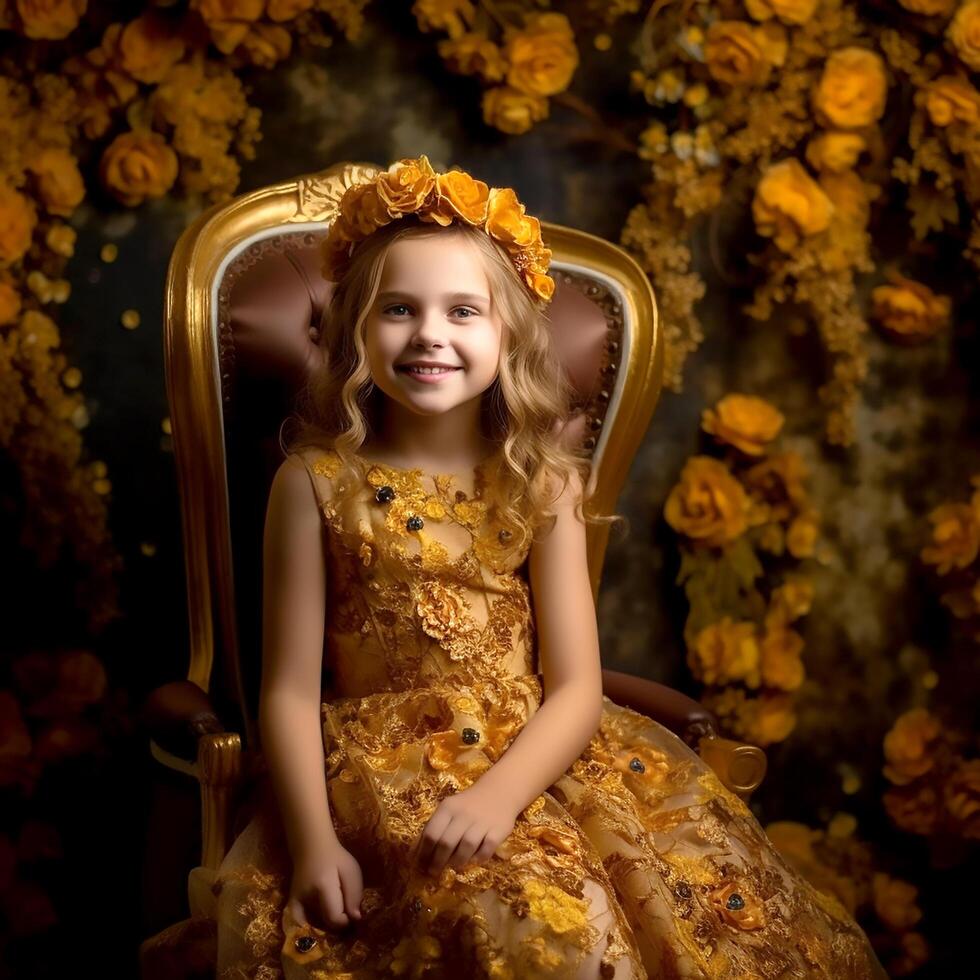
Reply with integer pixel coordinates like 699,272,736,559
258,455,336,861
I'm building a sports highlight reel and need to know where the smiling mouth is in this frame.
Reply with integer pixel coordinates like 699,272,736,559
397,366,462,376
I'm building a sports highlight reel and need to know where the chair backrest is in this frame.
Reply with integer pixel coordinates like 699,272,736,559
164,161,661,751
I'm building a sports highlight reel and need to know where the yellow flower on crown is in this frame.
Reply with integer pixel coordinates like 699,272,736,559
320,154,555,304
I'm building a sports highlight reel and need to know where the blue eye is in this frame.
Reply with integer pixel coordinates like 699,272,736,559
382,305,477,318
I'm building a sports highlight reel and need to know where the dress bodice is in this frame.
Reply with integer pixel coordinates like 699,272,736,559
295,447,541,703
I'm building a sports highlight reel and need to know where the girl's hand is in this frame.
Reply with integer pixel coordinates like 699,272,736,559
415,784,519,876
287,840,364,931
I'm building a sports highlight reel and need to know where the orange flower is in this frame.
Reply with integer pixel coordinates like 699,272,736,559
0,184,37,267
99,130,178,207
948,0,980,72
872,872,923,931
412,0,476,40
944,758,980,838
240,23,292,69
921,501,980,574
812,47,888,130
883,708,943,786
818,171,876,230
805,131,866,173
267,0,314,20
424,170,490,227
665,456,749,547
752,692,796,744
28,148,85,217
759,628,804,691
502,12,579,98
924,75,980,128
704,21,772,87
884,782,940,835
438,32,506,82
376,154,437,217
118,12,186,84
744,0,818,23
485,186,540,250
706,879,765,930
0,281,22,326
15,0,86,40
752,157,833,252
689,618,761,688
871,274,951,342
743,450,809,520
482,85,549,135
701,393,784,456
765,577,814,628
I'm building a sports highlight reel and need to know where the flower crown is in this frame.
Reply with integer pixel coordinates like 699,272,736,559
319,155,555,305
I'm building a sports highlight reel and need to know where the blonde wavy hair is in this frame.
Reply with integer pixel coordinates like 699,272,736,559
283,216,624,547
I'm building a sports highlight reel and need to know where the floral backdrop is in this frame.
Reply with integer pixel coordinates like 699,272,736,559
1,0,978,975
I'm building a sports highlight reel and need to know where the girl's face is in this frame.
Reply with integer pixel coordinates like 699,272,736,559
364,234,503,418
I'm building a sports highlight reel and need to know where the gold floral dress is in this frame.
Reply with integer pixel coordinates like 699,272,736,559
208,447,887,980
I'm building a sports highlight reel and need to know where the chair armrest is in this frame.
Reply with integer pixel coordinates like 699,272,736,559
601,667,719,748
697,735,767,799
142,680,228,767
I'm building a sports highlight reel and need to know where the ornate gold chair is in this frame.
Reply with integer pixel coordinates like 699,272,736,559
140,161,766,967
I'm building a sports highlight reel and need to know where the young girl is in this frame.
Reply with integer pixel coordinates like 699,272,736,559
210,156,887,978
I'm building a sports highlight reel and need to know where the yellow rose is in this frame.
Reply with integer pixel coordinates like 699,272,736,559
871,273,951,342
921,501,980,573
689,618,761,687
704,21,772,87
119,12,186,84
759,628,805,691
898,0,956,13
482,84,549,134
818,171,875,229
785,512,819,558
744,0,818,23
438,32,506,82
28,148,85,217
0,184,37,266
752,692,796,744
503,12,579,97
883,708,943,786
267,0,314,21
872,873,923,931
883,782,940,835
812,47,888,129
485,186,541,251
805,131,866,172
192,0,265,54
752,157,834,251
412,0,476,40
374,154,437,218
701,393,784,456
945,759,980,838
423,170,490,227
240,23,292,68
15,0,86,40
706,879,765,930
0,281,22,326
743,451,808,520
339,183,392,237
665,456,749,547
924,75,980,128
99,130,178,207
948,0,980,71
765,577,814,627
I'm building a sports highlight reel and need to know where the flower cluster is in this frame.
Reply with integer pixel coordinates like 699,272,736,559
766,817,930,976
619,0,976,447
920,473,980,641
664,393,823,745
881,707,980,844
413,5,580,135
320,154,555,304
